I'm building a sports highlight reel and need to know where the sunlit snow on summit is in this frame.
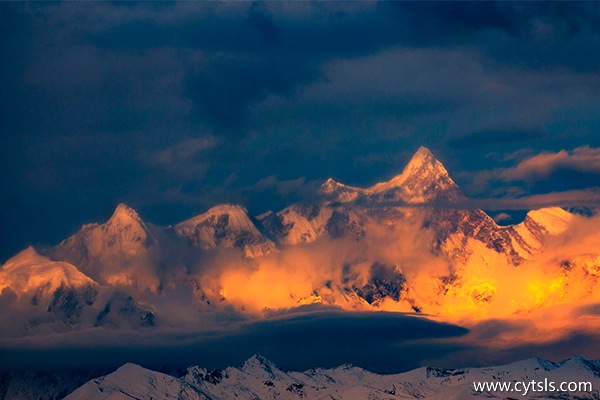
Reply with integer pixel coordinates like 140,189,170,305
2,147,600,343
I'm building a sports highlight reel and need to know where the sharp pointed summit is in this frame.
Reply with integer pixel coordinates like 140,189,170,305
2,145,596,342
107,203,145,227
240,354,288,381
316,147,464,205
49,203,155,279
99,203,154,247
95,203,153,250
241,353,276,370
367,146,464,203
402,146,448,179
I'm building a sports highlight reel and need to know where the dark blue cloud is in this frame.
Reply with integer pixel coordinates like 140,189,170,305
2,2,600,260
3,309,600,375
447,128,547,148
187,54,319,133
0,311,468,373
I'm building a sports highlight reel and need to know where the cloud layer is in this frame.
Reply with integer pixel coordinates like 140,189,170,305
502,146,600,181
2,2,600,262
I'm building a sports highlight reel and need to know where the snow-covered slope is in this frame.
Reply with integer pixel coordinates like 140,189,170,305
366,146,465,204
175,204,276,258
49,203,156,282
258,203,364,245
64,363,207,400
261,147,463,246
319,178,363,203
60,203,154,258
259,147,570,268
0,246,95,296
319,146,464,205
65,355,600,400
1,146,597,332
0,246,156,331
426,206,572,266
0,246,99,326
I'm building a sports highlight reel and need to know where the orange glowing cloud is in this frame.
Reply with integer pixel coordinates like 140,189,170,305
194,208,600,350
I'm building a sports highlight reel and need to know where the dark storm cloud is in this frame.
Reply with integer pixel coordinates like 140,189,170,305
186,54,320,133
2,307,599,375
388,1,517,41
447,128,546,147
67,2,600,134
0,311,468,373
3,2,600,260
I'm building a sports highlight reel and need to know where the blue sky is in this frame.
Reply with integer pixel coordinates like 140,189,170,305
2,2,600,261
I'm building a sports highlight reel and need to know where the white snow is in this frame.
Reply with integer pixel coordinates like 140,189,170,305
278,208,318,244
64,355,600,400
0,246,96,295
175,204,275,257
526,207,573,235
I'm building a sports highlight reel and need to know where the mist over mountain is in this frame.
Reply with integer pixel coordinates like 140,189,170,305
1,146,599,339
3,146,600,399
4,3,600,399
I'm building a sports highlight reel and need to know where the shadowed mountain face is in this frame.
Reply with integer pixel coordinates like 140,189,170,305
175,204,276,258
64,354,600,400
0,146,596,336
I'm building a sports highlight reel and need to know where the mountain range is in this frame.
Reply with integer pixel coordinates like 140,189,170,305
62,354,600,400
0,146,597,334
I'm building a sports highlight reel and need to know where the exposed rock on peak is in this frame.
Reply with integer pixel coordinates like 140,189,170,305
318,147,464,206
65,355,600,400
175,204,275,258
319,178,363,203
101,203,153,247
107,203,145,227
240,354,282,377
238,354,291,383
0,247,97,323
367,146,464,203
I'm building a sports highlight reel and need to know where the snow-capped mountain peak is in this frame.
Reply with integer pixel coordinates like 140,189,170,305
241,354,278,372
319,178,363,203
175,204,276,258
100,203,153,245
107,203,145,228
320,177,342,192
320,178,356,194
65,362,199,400
0,245,40,270
47,203,155,282
240,354,289,381
176,204,255,230
0,246,95,297
64,203,152,250
367,146,464,203
317,147,464,205
525,207,573,235
65,355,600,400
